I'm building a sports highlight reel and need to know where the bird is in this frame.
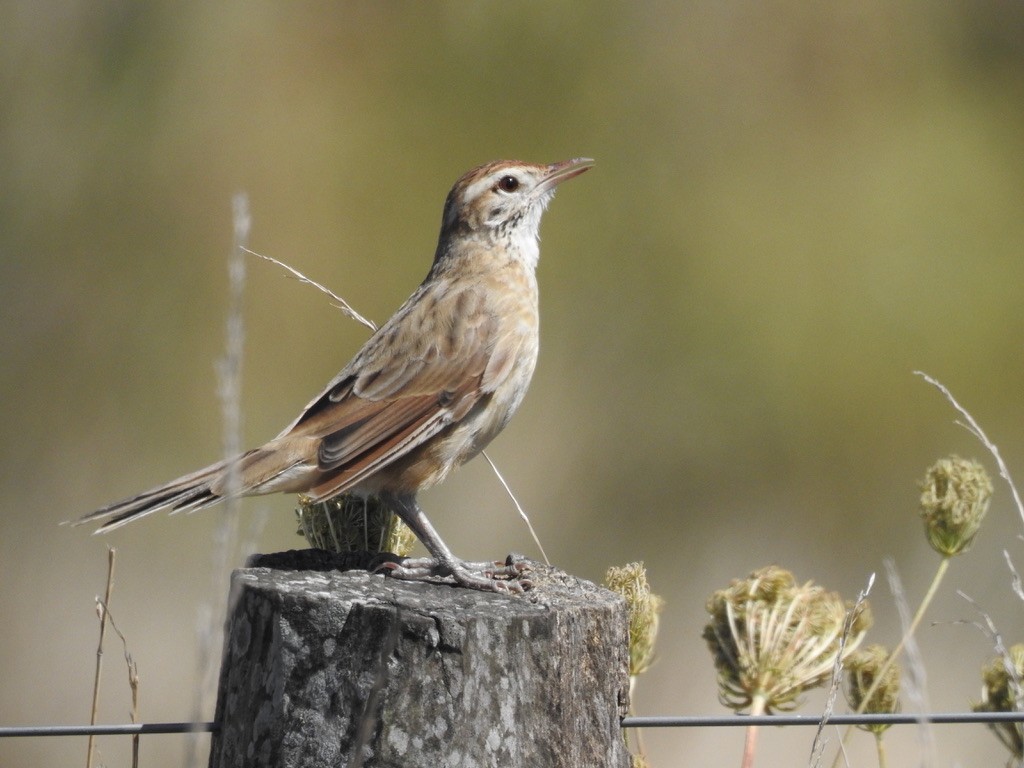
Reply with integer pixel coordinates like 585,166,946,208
76,157,594,592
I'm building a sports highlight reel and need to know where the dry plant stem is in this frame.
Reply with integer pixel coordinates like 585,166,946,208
1006,551,1024,604
874,733,887,768
742,724,759,768
866,557,949,705
884,560,936,766
481,451,550,564
123,634,140,768
742,694,767,768
188,194,250,768
103,604,141,768
129,667,139,768
246,246,550,561
829,558,950,768
86,547,115,768
242,246,377,334
915,371,1024,527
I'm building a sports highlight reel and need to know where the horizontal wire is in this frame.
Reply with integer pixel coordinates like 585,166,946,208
0,722,217,738
3,712,1023,738
621,711,1024,728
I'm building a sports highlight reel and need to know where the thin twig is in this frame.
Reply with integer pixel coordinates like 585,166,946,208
914,371,1024,529
1006,551,1024,604
86,547,116,768
955,590,1023,712
243,246,377,333
810,573,875,767
481,451,550,565
99,600,140,768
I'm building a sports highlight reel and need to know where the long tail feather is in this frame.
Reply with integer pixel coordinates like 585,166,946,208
74,459,232,533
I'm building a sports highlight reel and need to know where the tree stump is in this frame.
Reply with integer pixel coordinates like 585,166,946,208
208,554,632,768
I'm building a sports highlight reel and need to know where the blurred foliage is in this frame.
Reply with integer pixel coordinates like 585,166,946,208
2,2,1024,766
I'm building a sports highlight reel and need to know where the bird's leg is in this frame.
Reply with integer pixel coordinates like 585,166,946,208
379,493,530,593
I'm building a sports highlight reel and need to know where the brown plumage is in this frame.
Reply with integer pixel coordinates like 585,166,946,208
77,157,593,591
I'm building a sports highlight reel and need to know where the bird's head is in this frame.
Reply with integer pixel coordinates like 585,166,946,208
437,158,593,267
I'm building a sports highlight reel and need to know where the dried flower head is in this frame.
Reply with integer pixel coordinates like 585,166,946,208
296,494,415,557
605,562,665,678
703,565,872,714
845,644,901,732
919,456,992,556
973,643,1024,760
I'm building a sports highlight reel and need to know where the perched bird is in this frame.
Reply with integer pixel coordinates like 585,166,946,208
77,157,593,592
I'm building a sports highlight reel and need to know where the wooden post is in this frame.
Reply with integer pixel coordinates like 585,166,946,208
208,555,632,768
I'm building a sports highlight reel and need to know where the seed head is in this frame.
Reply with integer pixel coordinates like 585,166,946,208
919,456,992,556
845,644,901,732
703,565,872,713
973,643,1024,760
605,562,664,678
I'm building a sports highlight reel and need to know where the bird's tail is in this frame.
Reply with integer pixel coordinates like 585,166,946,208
74,458,235,533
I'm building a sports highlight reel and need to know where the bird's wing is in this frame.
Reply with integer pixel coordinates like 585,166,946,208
268,281,505,492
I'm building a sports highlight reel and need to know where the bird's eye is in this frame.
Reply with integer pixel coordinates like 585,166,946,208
497,175,520,193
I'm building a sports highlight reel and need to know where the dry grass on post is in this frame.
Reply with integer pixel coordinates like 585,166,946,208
605,562,665,767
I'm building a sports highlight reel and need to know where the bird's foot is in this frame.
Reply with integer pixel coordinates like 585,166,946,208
380,553,532,593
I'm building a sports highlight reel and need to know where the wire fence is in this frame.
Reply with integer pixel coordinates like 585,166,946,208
621,711,1024,727
4,710,1024,739
0,722,217,738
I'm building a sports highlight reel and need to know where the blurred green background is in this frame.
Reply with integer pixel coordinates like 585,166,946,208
3,2,1024,765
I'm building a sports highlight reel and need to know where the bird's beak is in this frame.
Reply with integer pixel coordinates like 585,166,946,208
536,157,595,194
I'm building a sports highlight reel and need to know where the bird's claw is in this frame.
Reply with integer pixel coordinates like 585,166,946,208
378,554,532,593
